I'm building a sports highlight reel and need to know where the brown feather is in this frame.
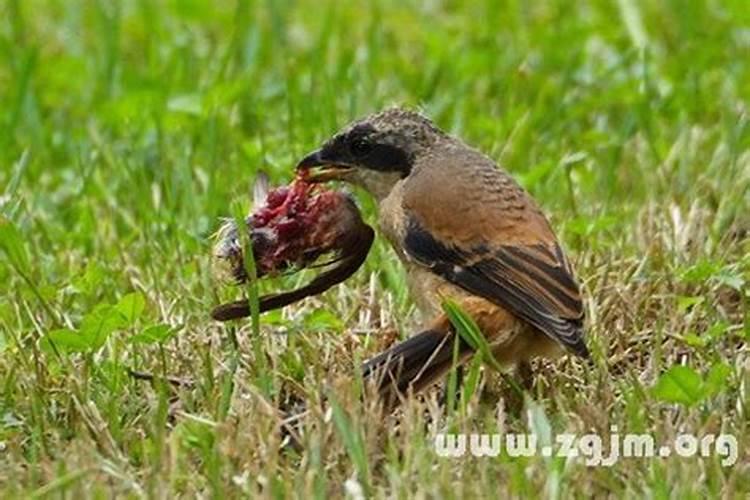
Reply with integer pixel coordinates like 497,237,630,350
394,151,587,356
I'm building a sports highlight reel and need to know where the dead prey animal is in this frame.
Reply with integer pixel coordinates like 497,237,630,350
211,172,373,321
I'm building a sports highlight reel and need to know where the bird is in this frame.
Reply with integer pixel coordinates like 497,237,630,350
296,106,588,408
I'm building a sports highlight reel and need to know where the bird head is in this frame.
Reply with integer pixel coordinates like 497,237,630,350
297,107,445,200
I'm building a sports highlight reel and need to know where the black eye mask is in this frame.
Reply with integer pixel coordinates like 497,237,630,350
356,142,412,177
344,124,413,177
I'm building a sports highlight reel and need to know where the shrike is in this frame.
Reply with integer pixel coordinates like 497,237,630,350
297,107,588,406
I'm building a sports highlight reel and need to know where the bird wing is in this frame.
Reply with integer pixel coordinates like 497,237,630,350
400,153,588,357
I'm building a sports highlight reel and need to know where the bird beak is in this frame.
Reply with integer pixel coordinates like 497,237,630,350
296,149,354,183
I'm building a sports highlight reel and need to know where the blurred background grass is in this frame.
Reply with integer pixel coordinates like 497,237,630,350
1,0,748,497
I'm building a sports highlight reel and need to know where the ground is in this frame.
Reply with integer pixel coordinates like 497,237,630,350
0,0,748,497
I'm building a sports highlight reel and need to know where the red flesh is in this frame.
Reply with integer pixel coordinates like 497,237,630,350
249,171,348,275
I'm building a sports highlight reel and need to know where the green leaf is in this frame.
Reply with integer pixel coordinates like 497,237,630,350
129,323,176,344
329,395,370,493
706,321,729,339
71,262,105,296
279,350,306,381
2,150,29,218
676,296,704,312
652,365,704,406
518,160,555,190
80,305,127,350
43,328,91,353
681,322,729,348
231,202,261,339
460,354,484,410
303,309,344,332
678,260,745,291
679,259,722,283
0,302,12,323
681,332,706,347
260,309,291,327
704,362,731,396
442,299,503,372
116,291,146,325
566,214,620,236
167,93,203,116
0,216,30,273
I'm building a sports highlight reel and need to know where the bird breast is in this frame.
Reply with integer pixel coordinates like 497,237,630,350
376,180,464,323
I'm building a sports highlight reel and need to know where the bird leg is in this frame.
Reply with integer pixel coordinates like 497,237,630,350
517,359,534,392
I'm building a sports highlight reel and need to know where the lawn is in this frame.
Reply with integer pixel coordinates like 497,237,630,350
1,0,748,497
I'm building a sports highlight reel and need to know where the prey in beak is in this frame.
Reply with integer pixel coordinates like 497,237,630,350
296,149,354,183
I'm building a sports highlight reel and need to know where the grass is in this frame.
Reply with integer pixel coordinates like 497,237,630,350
1,0,748,497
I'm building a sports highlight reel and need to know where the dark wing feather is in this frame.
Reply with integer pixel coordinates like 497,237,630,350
403,218,588,357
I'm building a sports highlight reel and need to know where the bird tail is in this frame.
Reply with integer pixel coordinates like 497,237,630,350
361,324,474,408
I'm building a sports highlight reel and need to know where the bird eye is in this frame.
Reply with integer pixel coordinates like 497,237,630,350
350,138,373,157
